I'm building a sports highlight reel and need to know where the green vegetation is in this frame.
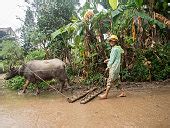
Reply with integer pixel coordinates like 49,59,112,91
6,76,25,90
1,0,169,91
26,49,46,61
0,61,4,73
6,76,51,91
0,40,24,70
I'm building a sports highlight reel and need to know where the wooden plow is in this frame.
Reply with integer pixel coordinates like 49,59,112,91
67,87,106,104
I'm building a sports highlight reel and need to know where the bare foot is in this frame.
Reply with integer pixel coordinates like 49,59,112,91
17,90,25,95
118,93,126,97
98,94,108,99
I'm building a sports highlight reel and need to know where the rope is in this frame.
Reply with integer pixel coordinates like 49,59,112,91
25,67,69,98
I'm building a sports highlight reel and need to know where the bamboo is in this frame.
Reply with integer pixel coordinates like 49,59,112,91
80,88,106,104
67,87,97,103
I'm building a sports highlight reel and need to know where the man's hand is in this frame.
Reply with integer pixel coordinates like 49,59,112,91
104,59,109,63
105,67,109,71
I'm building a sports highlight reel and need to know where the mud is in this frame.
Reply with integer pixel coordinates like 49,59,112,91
0,75,170,128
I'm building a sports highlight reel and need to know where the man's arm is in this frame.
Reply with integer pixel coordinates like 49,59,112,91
107,48,118,68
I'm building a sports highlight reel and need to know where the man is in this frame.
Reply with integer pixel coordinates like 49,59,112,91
99,35,126,99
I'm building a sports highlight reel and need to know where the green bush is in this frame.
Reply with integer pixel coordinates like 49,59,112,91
145,44,170,81
6,76,25,90
6,76,51,91
121,43,169,82
0,62,4,73
0,40,24,71
130,50,150,81
121,68,130,81
26,49,46,61
121,50,150,82
27,81,49,91
82,72,106,86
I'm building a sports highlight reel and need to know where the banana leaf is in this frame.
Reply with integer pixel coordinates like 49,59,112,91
109,0,118,10
51,22,82,40
135,12,166,29
135,0,143,8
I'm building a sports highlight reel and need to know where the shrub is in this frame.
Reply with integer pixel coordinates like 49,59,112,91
26,49,46,61
121,43,169,82
0,40,24,71
82,72,106,86
6,76,51,92
6,76,25,90
145,44,170,81
0,62,4,73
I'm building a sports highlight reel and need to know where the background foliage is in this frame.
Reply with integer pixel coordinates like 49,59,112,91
1,0,169,91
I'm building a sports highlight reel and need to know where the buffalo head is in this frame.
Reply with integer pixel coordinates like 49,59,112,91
5,67,19,80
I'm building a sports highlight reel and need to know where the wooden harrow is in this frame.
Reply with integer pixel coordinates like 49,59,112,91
80,88,106,104
67,87,106,104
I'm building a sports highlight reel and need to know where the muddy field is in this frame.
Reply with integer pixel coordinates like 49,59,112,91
0,74,170,128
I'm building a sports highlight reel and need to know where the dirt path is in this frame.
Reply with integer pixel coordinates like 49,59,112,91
0,75,170,128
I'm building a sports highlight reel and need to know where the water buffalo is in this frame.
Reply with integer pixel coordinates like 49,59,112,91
5,58,70,95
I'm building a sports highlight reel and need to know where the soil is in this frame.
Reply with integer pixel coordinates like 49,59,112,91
0,74,170,128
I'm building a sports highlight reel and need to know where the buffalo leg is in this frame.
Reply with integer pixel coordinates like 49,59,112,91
64,79,71,90
18,80,30,95
59,78,71,92
21,80,30,93
35,86,40,95
59,80,65,92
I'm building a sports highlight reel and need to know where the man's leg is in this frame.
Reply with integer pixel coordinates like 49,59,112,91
98,85,111,99
118,87,126,97
116,81,126,97
98,78,112,99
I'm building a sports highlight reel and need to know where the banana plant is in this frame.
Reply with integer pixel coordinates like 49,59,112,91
51,1,166,79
